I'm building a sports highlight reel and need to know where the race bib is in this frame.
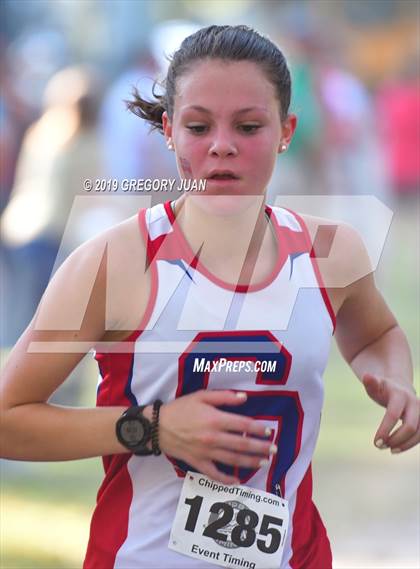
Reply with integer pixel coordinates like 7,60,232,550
169,472,289,569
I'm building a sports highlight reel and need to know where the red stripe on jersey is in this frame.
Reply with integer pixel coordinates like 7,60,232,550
83,455,133,569
267,205,310,258
145,204,188,264
85,346,136,567
85,208,160,567
289,464,332,569
164,201,306,292
286,209,337,332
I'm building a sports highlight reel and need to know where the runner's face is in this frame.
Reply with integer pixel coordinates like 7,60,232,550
164,59,290,215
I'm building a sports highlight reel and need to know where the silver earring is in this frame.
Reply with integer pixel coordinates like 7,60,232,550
281,143,287,152
167,139,174,151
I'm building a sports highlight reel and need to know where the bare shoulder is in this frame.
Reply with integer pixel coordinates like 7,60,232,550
299,212,372,286
1,211,149,406
299,213,397,361
0,214,150,409
34,213,150,340
298,213,373,314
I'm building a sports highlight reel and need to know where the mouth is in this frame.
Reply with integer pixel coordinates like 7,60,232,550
206,171,240,182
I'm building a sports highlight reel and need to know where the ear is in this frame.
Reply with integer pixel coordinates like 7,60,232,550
162,111,172,142
278,113,297,153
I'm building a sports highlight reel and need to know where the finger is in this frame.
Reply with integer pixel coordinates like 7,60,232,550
215,432,277,457
374,391,406,448
363,374,388,406
210,449,270,470
196,459,240,485
217,411,271,439
391,428,420,453
200,390,249,407
387,398,419,448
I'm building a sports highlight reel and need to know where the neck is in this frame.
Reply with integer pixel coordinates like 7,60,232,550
172,194,276,284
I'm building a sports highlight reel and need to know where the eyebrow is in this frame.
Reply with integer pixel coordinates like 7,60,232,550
181,105,269,116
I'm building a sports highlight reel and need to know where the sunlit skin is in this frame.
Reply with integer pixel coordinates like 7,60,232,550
164,60,296,210
162,59,296,281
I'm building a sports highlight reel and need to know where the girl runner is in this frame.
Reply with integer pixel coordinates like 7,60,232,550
1,25,418,569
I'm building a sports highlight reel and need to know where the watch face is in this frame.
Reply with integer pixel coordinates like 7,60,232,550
121,419,146,445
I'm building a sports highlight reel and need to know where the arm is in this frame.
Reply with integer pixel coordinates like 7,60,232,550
334,226,419,453
0,218,274,482
0,233,130,460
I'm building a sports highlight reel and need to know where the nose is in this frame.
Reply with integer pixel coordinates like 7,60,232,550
208,128,238,158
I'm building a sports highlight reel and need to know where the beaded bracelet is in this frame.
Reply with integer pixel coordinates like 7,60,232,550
151,399,163,456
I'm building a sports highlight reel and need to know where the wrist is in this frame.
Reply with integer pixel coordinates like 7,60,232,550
142,405,153,422
385,376,416,395
135,401,163,455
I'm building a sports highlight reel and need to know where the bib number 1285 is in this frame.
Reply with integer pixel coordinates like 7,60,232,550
169,472,289,569
185,495,283,554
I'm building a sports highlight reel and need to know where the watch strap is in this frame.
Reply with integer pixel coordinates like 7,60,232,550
122,404,148,418
151,400,163,456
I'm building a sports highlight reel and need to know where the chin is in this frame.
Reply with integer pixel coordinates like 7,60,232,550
188,193,265,217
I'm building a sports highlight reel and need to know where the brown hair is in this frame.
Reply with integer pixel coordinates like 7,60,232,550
127,24,291,133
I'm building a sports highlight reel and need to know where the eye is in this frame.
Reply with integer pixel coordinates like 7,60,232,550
238,124,261,134
186,124,208,134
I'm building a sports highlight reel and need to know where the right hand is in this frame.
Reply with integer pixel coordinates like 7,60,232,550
158,390,276,484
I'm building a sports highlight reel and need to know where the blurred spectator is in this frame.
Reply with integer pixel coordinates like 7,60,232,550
6,27,69,115
0,97,20,212
376,56,420,200
100,46,178,209
1,65,105,345
268,35,326,202
100,22,199,208
0,33,40,212
315,41,391,206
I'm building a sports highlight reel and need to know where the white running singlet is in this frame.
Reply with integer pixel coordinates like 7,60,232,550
84,201,335,569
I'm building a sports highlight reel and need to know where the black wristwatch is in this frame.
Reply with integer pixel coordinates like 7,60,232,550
116,405,153,456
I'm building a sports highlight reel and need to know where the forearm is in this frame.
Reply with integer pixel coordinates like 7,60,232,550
0,403,139,461
350,325,414,392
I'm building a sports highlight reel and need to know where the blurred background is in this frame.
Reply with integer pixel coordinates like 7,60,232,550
0,0,418,567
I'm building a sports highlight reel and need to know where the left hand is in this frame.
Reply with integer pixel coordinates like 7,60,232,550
362,373,420,453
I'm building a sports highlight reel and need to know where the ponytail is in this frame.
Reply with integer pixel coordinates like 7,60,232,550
126,82,166,133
